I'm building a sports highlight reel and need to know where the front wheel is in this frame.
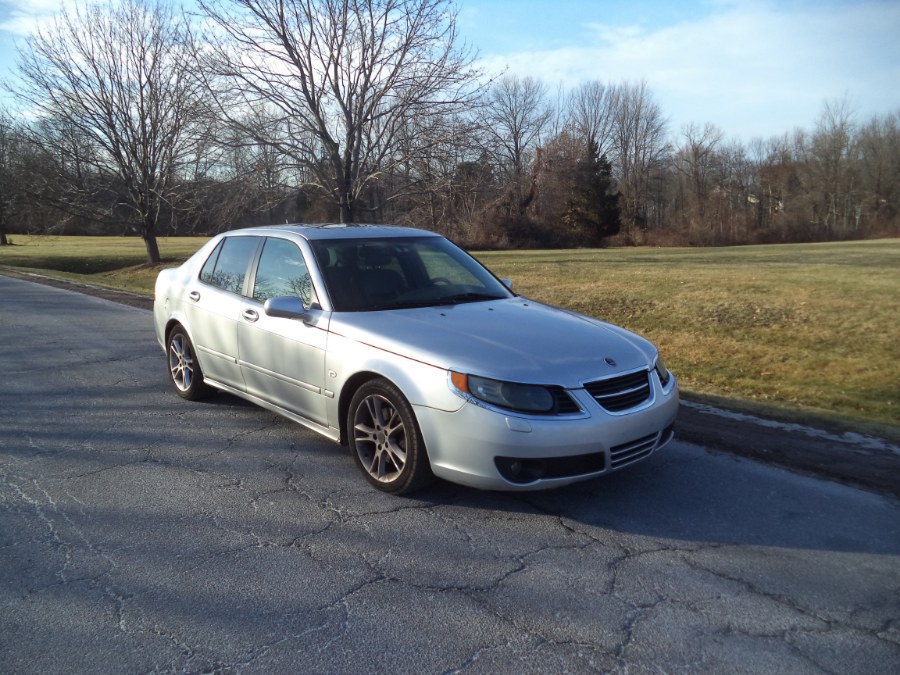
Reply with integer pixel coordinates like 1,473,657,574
166,326,213,400
347,378,433,494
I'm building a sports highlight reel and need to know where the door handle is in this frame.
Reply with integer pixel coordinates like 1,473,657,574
242,308,260,323
188,290,201,302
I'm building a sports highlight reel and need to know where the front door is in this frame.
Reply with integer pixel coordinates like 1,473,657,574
237,237,328,426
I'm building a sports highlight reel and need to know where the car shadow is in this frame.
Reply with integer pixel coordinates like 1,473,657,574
159,391,899,557
407,440,900,556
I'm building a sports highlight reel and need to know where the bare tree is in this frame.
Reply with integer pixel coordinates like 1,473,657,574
197,0,479,224
0,111,23,245
12,0,208,263
384,113,484,233
479,75,553,183
805,98,859,236
858,111,900,229
609,80,670,231
675,122,724,207
714,138,757,243
567,80,617,158
208,106,302,227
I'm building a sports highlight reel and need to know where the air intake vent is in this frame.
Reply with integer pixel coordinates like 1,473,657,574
610,433,657,468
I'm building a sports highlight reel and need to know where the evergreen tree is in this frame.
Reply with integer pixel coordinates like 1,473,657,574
563,137,621,243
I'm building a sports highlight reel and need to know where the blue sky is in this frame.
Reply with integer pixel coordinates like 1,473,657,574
2,0,899,142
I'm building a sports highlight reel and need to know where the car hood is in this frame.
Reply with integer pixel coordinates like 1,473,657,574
329,298,656,387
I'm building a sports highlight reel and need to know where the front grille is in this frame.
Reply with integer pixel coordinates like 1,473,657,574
584,370,652,412
610,433,657,468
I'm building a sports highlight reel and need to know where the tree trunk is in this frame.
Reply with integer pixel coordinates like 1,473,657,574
339,191,354,224
143,233,161,265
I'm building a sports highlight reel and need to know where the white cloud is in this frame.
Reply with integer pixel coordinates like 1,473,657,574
0,0,76,35
474,0,900,140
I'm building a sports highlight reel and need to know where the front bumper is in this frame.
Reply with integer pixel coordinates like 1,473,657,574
414,380,679,491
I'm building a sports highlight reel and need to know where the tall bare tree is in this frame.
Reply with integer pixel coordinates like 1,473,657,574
608,81,670,231
197,0,480,224
805,98,859,236
567,80,617,159
858,111,900,229
13,0,206,263
675,122,724,207
479,75,553,183
0,111,23,246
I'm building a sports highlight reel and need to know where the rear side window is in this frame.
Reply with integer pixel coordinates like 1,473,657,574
199,236,259,295
199,240,224,283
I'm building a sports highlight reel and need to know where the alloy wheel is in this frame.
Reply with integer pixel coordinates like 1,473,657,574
352,394,407,482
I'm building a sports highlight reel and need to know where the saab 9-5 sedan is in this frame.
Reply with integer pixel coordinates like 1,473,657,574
154,225,678,494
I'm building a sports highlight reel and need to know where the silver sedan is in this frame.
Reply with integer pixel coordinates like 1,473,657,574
153,225,679,494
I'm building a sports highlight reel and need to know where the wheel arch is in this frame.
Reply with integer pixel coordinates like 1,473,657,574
164,318,184,344
334,354,463,446
342,373,435,494
164,316,198,352
337,371,382,445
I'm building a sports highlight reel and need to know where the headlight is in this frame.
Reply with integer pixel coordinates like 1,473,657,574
450,372,556,413
654,358,672,388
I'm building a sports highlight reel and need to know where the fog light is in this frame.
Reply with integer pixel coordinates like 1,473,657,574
495,457,545,484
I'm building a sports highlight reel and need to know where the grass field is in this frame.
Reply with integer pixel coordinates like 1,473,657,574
2,234,899,438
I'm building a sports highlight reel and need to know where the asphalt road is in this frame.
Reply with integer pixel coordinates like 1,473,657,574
1,275,899,674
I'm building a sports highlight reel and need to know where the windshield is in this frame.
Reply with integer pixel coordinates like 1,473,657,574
311,236,513,312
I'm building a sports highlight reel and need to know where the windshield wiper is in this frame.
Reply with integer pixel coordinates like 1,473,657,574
366,293,505,311
431,292,506,306
366,300,435,310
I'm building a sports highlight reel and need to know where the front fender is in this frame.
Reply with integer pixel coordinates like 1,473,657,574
326,331,464,436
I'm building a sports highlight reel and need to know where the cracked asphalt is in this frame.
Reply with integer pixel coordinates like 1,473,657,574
1,275,899,674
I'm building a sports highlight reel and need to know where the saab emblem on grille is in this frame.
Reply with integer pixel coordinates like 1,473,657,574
605,357,617,367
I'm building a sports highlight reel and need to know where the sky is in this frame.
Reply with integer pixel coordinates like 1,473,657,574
1,0,899,142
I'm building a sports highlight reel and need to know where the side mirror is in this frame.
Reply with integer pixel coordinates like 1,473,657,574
501,278,514,290
263,295,308,320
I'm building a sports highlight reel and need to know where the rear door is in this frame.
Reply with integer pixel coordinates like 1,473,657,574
185,235,261,390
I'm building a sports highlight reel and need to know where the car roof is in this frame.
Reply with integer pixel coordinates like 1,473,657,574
224,223,441,241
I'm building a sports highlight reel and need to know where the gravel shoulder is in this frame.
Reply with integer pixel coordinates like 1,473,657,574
5,268,898,500
677,401,900,499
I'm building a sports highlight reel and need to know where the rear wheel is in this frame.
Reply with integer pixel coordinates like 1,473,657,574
166,326,213,400
347,378,433,494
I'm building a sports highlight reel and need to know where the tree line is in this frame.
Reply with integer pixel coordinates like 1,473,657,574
1,0,898,263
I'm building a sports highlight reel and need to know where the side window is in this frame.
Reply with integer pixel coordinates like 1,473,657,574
252,238,318,308
200,236,259,295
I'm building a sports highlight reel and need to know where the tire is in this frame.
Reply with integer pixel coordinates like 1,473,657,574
166,325,213,400
347,378,433,494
